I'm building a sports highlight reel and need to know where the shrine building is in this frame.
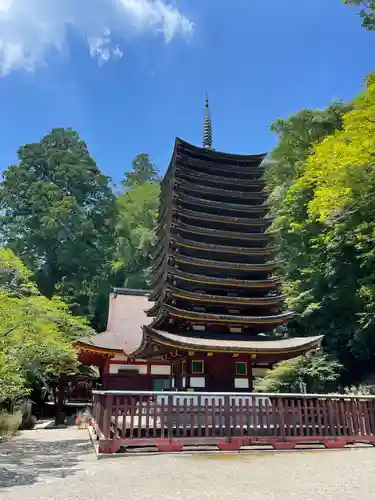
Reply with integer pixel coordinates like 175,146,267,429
74,289,171,392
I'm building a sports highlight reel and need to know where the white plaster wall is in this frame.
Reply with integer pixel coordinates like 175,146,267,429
234,378,250,389
112,354,128,361
109,363,147,375
252,367,268,377
150,365,171,375
190,377,205,388
192,324,206,331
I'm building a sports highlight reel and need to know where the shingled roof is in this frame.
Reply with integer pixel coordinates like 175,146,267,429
75,289,151,355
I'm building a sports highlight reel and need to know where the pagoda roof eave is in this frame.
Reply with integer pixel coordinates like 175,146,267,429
175,167,265,188
74,339,122,357
169,267,280,287
129,325,323,358
171,221,274,242
175,137,267,164
149,268,281,301
170,253,277,272
176,178,268,201
174,193,270,215
151,235,277,271
167,286,286,305
152,304,293,326
171,235,277,256
146,287,286,317
172,207,272,227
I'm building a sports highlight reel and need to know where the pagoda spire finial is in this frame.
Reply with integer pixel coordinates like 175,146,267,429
203,93,212,149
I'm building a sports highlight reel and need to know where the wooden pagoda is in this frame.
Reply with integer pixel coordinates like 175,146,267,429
131,98,322,391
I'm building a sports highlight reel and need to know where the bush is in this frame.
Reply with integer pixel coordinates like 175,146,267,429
253,352,343,393
0,410,22,437
343,384,375,396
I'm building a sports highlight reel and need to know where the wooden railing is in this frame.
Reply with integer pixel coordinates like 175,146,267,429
90,390,375,454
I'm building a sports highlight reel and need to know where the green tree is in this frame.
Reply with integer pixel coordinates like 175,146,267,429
272,73,375,381
266,103,351,213
113,182,160,288
254,353,342,393
123,153,159,187
344,1,375,30
266,103,350,338
113,153,160,289
0,247,94,404
0,128,116,329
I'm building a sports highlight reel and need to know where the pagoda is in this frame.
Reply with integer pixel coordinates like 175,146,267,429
131,96,322,392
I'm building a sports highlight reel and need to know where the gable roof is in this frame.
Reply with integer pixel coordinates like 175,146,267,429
75,289,152,355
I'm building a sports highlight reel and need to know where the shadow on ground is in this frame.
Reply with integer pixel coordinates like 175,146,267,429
0,430,92,490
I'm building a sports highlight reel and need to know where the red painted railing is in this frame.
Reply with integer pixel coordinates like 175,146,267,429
90,391,375,454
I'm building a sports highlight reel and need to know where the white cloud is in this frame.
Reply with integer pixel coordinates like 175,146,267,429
0,0,194,76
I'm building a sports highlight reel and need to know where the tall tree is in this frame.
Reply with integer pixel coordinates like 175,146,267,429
113,182,160,288
272,73,375,381
266,103,351,213
344,1,375,30
0,128,116,328
113,153,160,288
123,153,159,186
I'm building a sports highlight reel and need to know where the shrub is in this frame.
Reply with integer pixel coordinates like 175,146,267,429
343,384,375,396
253,352,343,393
0,410,22,437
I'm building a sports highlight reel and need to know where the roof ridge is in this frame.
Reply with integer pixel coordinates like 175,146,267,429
113,288,150,296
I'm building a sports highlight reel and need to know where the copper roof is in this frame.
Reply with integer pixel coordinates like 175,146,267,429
76,290,152,355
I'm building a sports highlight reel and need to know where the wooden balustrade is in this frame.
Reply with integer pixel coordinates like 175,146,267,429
90,390,375,454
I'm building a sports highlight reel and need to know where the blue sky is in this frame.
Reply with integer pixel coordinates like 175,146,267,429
0,0,373,185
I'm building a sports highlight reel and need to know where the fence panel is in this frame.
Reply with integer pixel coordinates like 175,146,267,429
90,391,375,453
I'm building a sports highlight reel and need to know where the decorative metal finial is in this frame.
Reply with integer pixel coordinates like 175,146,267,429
203,93,212,149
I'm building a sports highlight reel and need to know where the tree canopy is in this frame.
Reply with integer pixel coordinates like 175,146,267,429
123,153,160,186
344,1,375,30
0,247,94,403
113,153,160,289
269,72,375,382
254,353,342,393
0,128,116,329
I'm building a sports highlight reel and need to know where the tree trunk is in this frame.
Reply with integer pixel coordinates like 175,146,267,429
55,375,67,426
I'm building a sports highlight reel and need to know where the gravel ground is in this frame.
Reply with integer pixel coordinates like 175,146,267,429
1,426,375,500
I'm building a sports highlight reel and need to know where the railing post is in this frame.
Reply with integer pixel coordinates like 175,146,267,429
102,394,113,439
224,395,231,438
167,394,177,438
277,397,286,439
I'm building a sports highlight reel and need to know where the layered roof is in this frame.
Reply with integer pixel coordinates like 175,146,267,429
130,137,323,359
132,326,322,361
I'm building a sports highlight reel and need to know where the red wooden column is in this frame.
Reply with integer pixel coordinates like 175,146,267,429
102,358,110,389
248,359,253,392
